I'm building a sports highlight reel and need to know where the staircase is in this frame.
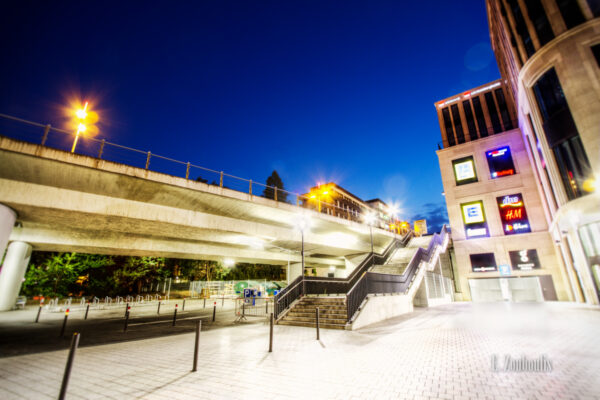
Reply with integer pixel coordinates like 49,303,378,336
370,263,408,275
277,297,347,330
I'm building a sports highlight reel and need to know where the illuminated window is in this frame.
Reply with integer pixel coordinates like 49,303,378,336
461,200,489,239
497,193,531,235
452,156,478,185
486,146,516,179
470,253,497,272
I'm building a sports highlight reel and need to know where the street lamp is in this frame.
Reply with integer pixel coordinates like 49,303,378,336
294,214,310,292
364,212,376,254
71,102,89,153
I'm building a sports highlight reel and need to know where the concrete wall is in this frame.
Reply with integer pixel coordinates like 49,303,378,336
349,294,413,330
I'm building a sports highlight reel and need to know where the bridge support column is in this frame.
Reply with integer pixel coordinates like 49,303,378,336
287,263,303,284
0,204,16,261
0,241,32,311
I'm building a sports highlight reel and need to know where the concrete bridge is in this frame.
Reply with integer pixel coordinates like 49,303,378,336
0,136,396,310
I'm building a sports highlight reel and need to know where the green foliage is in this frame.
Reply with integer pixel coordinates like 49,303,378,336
113,256,166,294
20,252,284,298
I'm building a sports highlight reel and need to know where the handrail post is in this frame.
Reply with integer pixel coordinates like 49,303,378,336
219,171,223,187
145,151,151,170
41,124,51,146
98,139,105,159
185,162,190,179
249,179,252,195
274,187,278,201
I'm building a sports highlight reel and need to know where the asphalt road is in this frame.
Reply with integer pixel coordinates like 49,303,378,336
0,303,264,357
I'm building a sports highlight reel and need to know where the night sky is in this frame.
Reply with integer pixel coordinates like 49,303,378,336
0,1,500,232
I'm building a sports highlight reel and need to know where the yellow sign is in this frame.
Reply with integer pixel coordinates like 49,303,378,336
414,219,427,235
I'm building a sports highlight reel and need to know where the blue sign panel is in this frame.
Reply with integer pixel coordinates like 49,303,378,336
498,264,511,276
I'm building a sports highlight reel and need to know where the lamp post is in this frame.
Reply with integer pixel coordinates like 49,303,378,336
295,215,310,295
364,212,376,255
71,102,89,153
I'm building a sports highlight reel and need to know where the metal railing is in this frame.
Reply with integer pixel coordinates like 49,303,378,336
273,233,411,321
274,225,449,323
437,119,519,149
0,113,393,227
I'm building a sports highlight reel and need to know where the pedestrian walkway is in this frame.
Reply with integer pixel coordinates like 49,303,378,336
0,302,599,399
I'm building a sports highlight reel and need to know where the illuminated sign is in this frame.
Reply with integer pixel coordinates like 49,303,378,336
438,82,502,107
452,156,478,185
461,200,489,239
470,253,497,272
497,193,531,235
486,146,516,179
509,249,541,270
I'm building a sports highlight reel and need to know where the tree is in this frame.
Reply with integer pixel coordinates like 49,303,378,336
21,252,82,297
113,256,167,294
263,170,288,202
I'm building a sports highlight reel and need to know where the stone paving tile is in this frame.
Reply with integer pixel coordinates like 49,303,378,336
1,302,600,399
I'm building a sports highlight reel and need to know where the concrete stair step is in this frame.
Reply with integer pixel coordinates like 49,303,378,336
294,304,346,310
300,298,345,304
277,320,346,330
283,315,347,324
288,310,346,317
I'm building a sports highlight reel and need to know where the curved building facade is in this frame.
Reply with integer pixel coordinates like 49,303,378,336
487,0,600,303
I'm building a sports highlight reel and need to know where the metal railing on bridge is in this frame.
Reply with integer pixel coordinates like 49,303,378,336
0,113,388,227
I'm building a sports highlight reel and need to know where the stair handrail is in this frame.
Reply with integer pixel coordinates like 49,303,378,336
346,225,449,322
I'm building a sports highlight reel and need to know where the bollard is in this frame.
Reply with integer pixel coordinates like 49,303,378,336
242,303,245,318
35,305,42,323
124,302,129,318
58,332,80,400
157,301,161,315
84,303,90,320
172,304,178,326
192,320,201,372
222,295,224,307
123,309,130,333
269,312,274,352
203,298,206,308
60,309,70,337
315,307,320,340
265,299,269,314
182,298,186,312
212,302,216,322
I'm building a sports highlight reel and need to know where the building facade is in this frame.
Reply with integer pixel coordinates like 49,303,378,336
486,0,600,304
437,81,570,302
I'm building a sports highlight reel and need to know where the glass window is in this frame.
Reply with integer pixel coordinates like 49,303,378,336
452,156,478,185
470,253,497,272
494,88,514,130
524,0,555,46
532,68,593,199
462,100,478,141
497,193,532,235
471,96,488,137
500,0,524,65
442,107,455,147
556,0,585,28
553,136,593,199
484,92,503,133
451,104,465,144
486,146,516,178
507,0,536,57
461,200,489,239
592,44,600,68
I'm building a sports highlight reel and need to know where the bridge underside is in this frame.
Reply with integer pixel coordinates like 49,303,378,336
0,137,396,267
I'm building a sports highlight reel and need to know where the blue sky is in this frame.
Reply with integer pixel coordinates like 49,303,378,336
0,1,500,231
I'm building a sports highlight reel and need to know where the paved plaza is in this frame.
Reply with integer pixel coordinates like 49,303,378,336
1,302,599,399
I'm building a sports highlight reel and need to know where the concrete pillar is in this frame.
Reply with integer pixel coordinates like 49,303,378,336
0,204,17,260
287,263,303,284
0,241,32,311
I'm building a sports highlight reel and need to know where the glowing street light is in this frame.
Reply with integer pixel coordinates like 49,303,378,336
71,101,89,153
